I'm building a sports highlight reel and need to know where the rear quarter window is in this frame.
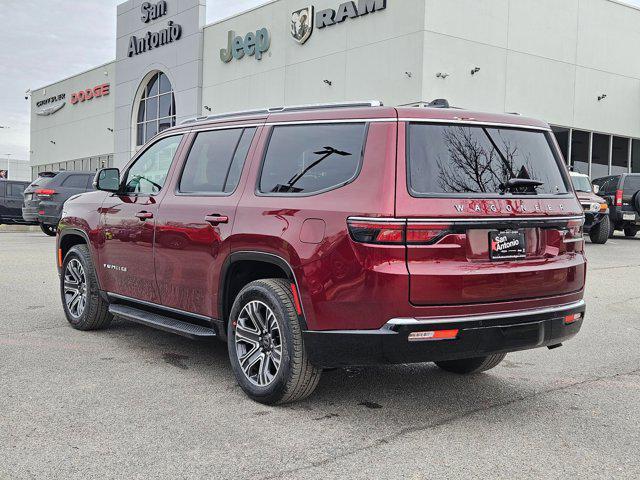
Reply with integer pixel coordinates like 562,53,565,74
258,123,367,195
623,175,640,194
62,174,92,188
408,123,569,196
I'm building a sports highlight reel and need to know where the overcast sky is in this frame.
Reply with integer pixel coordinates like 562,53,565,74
2,0,640,163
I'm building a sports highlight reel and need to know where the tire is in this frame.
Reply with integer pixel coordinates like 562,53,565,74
227,279,321,405
624,226,638,238
589,216,610,244
61,244,113,331
40,224,57,236
435,353,507,375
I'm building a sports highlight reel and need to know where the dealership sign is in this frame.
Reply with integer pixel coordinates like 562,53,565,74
220,28,271,62
35,93,66,116
128,1,183,57
291,0,387,44
70,84,110,105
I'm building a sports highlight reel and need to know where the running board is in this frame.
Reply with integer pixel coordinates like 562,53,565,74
108,304,217,339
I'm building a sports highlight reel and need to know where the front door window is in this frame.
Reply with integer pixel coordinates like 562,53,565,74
124,135,183,195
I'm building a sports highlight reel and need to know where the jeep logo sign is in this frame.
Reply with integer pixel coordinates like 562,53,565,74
220,28,271,63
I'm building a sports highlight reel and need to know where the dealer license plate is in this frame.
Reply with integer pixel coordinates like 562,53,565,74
623,213,636,221
490,230,526,261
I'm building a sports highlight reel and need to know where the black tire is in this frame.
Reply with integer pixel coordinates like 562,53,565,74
40,223,57,236
227,279,321,405
589,216,610,244
435,353,507,374
624,226,638,238
61,244,113,331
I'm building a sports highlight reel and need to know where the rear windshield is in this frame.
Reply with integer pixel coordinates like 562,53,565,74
408,124,569,196
623,175,640,194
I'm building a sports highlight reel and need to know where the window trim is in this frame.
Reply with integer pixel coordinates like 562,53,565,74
175,126,257,198
255,122,370,198
405,122,574,200
121,133,185,197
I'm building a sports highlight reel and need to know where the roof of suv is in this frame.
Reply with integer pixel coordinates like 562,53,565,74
169,103,550,135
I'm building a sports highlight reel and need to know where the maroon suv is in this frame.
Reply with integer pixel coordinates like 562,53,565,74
56,101,587,404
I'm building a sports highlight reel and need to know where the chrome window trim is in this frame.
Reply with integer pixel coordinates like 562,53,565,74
385,300,586,327
398,118,552,132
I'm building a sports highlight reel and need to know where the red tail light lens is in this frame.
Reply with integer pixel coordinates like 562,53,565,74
347,220,405,244
36,188,56,197
348,219,451,245
615,189,623,207
406,223,451,244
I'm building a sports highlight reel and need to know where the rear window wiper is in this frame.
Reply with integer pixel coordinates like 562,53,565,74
501,178,544,194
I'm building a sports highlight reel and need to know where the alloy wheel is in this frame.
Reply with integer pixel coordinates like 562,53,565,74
234,300,283,386
64,259,87,319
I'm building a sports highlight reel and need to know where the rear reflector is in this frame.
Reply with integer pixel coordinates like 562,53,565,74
564,313,583,325
408,329,459,342
290,283,302,315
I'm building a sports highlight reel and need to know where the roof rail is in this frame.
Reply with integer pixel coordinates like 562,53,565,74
181,100,384,125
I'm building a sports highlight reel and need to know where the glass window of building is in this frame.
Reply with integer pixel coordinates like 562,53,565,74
611,137,630,175
551,126,570,164
632,140,640,173
136,72,176,147
571,130,590,175
591,133,610,179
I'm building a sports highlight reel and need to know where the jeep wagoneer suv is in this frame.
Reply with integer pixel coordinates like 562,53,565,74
56,101,587,404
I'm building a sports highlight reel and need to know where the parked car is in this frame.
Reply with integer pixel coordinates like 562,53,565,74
0,180,34,226
56,101,586,404
592,173,640,238
569,172,610,244
23,171,96,236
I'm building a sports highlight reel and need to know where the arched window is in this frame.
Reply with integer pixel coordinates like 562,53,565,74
136,72,176,146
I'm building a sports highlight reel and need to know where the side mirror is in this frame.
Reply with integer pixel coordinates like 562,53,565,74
593,184,600,194
94,168,121,192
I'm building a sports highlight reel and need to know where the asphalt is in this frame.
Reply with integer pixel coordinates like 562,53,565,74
0,232,638,479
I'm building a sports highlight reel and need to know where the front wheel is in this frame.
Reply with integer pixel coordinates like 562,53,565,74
435,353,507,374
40,224,57,236
589,216,610,244
61,245,113,331
228,279,321,405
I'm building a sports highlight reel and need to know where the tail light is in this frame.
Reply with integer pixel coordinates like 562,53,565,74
36,188,56,197
563,218,584,252
615,189,623,207
347,219,451,245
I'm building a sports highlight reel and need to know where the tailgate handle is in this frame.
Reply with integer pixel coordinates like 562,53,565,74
205,214,229,225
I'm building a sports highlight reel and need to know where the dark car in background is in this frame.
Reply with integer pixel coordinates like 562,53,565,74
0,180,34,226
22,171,96,236
592,173,640,238
570,172,609,244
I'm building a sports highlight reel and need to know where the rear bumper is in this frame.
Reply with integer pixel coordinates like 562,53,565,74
303,300,585,368
22,207,39,223
23,201,61,226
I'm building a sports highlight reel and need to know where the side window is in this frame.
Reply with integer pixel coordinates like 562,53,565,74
9,183,26,197
124,135,183,195
259,123,367,195
624,176,640,194
0,182,5,197
62,175,90,188
179,127,256,194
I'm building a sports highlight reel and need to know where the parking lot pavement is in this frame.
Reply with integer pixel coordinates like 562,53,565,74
0,233,639,480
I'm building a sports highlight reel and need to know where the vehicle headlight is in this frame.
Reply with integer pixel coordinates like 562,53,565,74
590,203,600,212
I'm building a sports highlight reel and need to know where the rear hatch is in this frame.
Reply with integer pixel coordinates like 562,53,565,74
397,120,585,306
23,172,58,208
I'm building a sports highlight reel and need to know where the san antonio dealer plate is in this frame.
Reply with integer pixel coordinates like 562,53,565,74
490,230,527,261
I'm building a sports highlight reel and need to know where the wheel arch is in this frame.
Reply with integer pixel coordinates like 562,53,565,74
218,251,307,338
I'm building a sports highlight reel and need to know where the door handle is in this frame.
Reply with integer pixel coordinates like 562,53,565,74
205,214,229,225
135,211,154,220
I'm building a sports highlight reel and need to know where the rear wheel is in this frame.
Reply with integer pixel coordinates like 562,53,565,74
40,224,57,236
589,216,610,244
227,279,321,404
624,226,638,238
435,353,507,374
61,245,112,331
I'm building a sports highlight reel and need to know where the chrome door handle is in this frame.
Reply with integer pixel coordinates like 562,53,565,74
205,214,229,225
135,211,154,220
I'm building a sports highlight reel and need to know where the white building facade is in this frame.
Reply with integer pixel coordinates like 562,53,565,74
29,0,640,179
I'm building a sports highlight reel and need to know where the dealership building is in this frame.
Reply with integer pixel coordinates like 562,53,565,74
29,0,640,179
